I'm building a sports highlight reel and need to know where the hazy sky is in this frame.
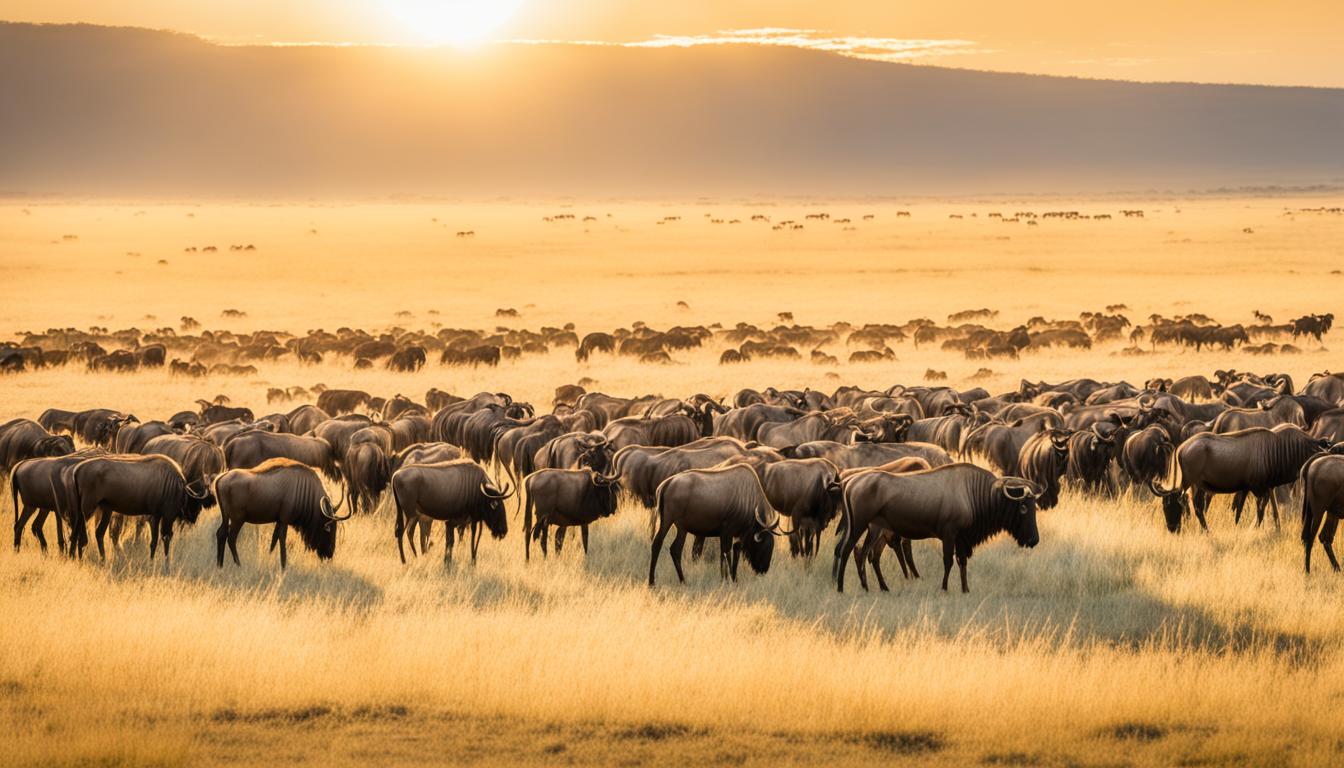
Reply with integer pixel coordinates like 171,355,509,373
3,0,1341,87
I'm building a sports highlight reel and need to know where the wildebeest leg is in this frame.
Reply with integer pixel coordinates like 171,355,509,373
718,535,732,581
940,538,955,591
94,508,113,561
31,509,52,552
14,503,37,551
648,518,671,586
1268,491,1281,531
956,543,970,594
216,517,228,568
1253,493,1268,528
1319,515,1340,572
470,521,481,563
1192,490,1210,531
444,526,455,564
690,535,705,561
159,517,172,566
853,530,873,592
540,524,550,558
581,525,589,556
220,518,241,566
670,528,689,583
1232,491,1248,525
418,517,432,555
834,518,864,594
903,539,920,579
554,526,565,554
870,535,892,592
276,523,288,569
729,539,741,582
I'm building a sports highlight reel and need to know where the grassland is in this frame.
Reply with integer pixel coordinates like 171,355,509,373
1,196,1343,766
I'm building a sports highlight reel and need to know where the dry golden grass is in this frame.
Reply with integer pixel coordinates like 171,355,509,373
2,196,1343,766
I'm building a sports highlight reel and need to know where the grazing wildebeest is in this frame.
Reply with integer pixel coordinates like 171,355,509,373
615,438,767,509
1065,423,1121,495
286,404,331,435
522,469,621,560
1121,425,1174,490
344,425,394,514
9,448,104,552
114,420,176,454
390,460,512,564
648,464,780,585
834,464,1041,593
387,346,427,372
58,454,209,562
223,431,340,482
1151,425,1330,532
214,459,349,569
72,409,135,448
1211,395,1306,433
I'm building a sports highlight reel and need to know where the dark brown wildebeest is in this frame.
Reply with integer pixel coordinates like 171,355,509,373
387,442,465,555
1301,452,1344,573
9,448,104,552
142,434,226,508
59,454,209,562
648,464,780,585
37,408,79,435
1211,395,1306,433
1017,428,1071,509
387,346,427,372
0,419,76,484
197,400,255,426
72,409,135,448
317,389,372,416
390,460,511,564
1291,313,1334,343
344,425,394,514
834,464,1041,594
1151,425,1330,532
1121,425,1174,490
522,468,621,560
114,420,176,454
214,458,349,569
285,404,331,435
223,431,340,482
615,438,768,509
789,440,951,471
835,458,932,590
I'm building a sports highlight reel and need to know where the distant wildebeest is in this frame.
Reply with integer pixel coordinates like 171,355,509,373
834,464,1041,593
387,346,427,372
317,389,372,416
214,459,350,569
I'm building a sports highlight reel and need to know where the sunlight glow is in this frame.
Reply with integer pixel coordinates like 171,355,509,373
381,0,524,46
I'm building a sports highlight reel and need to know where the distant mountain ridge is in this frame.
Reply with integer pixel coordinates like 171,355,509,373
2,22,1342,196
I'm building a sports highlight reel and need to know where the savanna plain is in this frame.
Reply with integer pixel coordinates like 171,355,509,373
2,197,1343,766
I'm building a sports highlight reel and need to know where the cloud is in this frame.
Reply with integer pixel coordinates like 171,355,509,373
510,28,984,62
628,28,982,61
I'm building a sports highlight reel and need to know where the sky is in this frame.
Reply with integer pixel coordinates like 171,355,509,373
2,0,1341,87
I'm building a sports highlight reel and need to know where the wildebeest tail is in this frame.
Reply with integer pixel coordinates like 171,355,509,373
391,477,406,541
10,463,24,533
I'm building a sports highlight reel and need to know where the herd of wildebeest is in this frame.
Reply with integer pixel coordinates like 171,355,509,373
1,309,1343,593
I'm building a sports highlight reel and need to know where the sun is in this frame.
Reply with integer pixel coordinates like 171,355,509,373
381,0,525,47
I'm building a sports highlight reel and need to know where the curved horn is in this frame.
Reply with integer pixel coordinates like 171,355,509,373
480,480,515,499
185,480,209,499
1001,482,1028,500
321,483,351,521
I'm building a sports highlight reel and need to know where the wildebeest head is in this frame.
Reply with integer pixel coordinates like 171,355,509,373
180,477,211,523
578,436,613,473
743,530,775,574
1148,480,1188,533
479,480,514,538
994,478,1041,547
35,434,75,458
311,485,351,559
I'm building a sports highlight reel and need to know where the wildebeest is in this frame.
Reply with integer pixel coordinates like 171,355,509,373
390,460,512,563
1301,452,1344,573
522,468,621,560
114,420,176,454
834,464,1041,593
387,346,427,372
648,464,779,585
789,440,951,471
223,431,340,482
1151,425,1330,532
214,458,350,569
1121,425,1174,490
317,389,373,416
0,419,76,483
9,448,104,552
58,454,209,562
1017,428,1071,509
142,434,225,508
